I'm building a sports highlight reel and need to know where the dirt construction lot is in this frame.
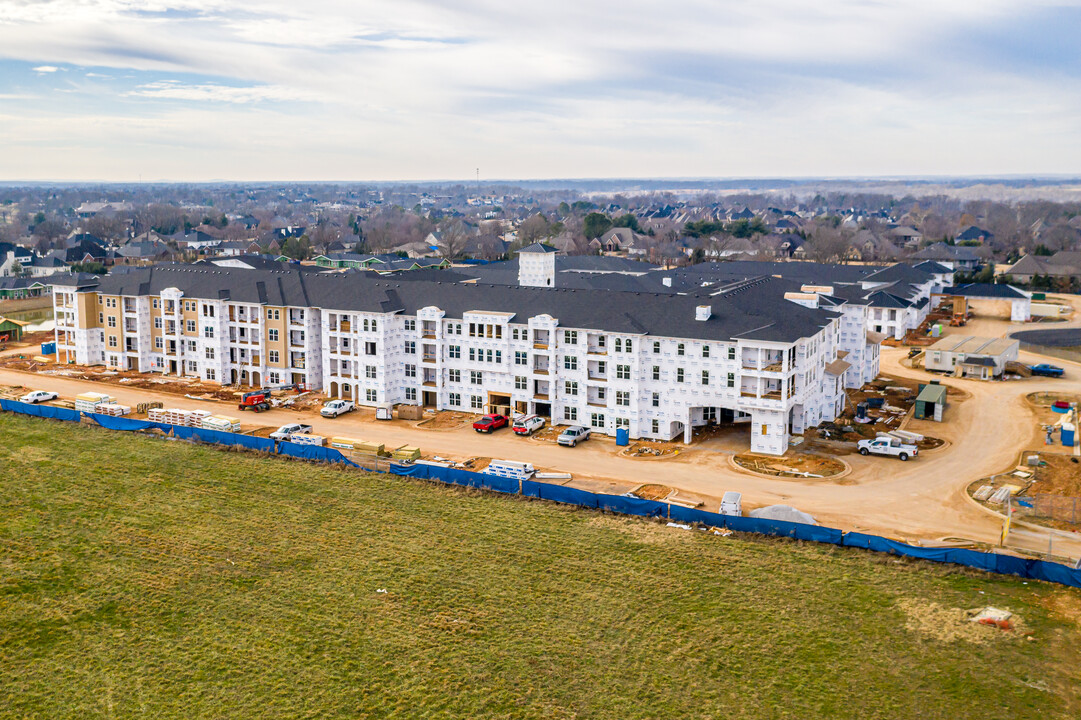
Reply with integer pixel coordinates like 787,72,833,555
4,296,1081,561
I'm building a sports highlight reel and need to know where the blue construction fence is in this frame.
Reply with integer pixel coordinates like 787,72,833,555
3,398,1080,589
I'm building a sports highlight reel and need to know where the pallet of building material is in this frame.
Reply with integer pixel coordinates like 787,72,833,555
184,410,213,426
290,433,325,446
329,436,366,451
889,429,924,443
391,445,421,461
74,391,113,413
397,404,424,420
352,441,386,456
202,415,241,432
989,487,1013,505
973,485,995,501
95,403,131,417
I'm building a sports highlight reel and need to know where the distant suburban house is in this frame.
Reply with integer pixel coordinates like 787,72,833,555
63,237,110,265
0,276,50,300
887,226,922,248
1003,252,1081,284
956,225,994,244
774,235,804,258
592,227,648,254
115,238,174,265
75,200,133,217
313,252,398,270
169,230,221,252
0,242,34,276
217,240,262,257
463,235,510,260
910,242,988,272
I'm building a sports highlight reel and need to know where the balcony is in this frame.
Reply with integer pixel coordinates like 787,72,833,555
533,367,549,375
587,374,606,382
533,393,549,401
422,354,437,364
587,400,606,408
587,346,607,355
532,342,549,350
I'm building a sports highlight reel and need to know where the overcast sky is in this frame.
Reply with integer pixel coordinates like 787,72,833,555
0,0,1079,182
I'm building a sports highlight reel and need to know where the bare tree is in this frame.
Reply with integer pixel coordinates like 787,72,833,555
517,213,550,246
437,219,470,259
32,217,68,252
804,225,853,263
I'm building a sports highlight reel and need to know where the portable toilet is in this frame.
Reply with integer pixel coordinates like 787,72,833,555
1062,423,1076,448
616,428,629,446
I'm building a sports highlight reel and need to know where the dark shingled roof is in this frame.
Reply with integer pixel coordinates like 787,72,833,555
55,265,837,344
518,242,559,254
943,283,1028,299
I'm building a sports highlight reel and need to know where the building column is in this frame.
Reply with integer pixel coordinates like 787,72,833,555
683,408,693,444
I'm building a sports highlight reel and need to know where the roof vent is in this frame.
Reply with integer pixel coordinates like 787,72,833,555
695,305,712,321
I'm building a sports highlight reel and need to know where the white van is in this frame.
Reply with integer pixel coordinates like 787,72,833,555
720,491,743,516
482,459,536,481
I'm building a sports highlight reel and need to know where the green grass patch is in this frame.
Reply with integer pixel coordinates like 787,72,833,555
1,413,1080,719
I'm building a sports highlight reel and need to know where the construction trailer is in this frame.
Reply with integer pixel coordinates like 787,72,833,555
924,335,1020,379
914,382,948,422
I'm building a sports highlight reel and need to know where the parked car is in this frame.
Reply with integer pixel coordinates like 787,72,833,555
320,400,355,418
512,414,545,436
557,425,591,447
1030,363,1065,378
857,437,918,461
270,423,313,441
472,414,508,433
720,491,743,516
19,390,57,404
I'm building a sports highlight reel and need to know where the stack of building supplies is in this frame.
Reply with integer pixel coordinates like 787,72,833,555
74,392,112,413
148,408,213,426
201,415,241,432
391,444,421,461
290,434,325,446
329,437,385,456
95,403,131,417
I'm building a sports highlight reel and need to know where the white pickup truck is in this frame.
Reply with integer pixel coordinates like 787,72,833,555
270,423,313,440
857,437,918,461
320,400,355,418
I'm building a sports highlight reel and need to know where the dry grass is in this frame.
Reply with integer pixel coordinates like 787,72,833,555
2,413,1080,719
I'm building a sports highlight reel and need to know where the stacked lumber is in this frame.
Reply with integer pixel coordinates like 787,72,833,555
95,403,131,417
391,445,421,461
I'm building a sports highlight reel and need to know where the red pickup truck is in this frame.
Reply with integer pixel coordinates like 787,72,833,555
472,414,508,433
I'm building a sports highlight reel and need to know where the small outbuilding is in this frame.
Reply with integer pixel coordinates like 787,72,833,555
914,382,948,422
0,316,28,343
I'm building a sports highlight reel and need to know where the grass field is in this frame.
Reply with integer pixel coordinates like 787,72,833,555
2,413,1080,719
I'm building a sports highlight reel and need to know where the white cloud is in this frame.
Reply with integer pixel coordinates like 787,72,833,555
0,1,1080,179
124,80,320,103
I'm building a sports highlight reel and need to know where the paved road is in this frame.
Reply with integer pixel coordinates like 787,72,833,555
1011,327,1081,347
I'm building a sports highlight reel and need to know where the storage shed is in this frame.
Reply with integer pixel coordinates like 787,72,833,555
914,383,948,422
0,316,28,342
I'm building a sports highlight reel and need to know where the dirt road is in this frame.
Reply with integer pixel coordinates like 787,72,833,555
4,296,1080,559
